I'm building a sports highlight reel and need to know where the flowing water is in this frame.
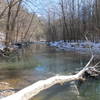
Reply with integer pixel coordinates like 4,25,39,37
0,44,100,100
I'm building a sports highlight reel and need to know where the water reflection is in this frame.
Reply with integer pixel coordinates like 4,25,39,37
32,80,100,100
0,46,39,69
0,44,100,100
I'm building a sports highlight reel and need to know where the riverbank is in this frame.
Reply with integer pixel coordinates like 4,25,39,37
0,41,100,57
48,41,100,56
0,43,100,100
0,82,15,99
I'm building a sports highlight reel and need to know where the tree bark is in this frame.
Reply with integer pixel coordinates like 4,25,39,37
1,56,97,100
1,75,80,100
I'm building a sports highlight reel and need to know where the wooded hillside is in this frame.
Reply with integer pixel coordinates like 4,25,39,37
0,0,45,46
0,0,100,45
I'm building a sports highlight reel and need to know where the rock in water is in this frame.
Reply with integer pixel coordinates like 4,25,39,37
0,82,15,98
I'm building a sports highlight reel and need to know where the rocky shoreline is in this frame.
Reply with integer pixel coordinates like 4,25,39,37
0,82,15,99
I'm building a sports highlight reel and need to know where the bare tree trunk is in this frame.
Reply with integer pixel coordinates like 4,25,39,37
60,0,69,42
5,1,12,46
1,75,80,100
0,6,8,19
10,0,22,43
23,14,34,41
5,0,22,46
0,0,19,19
1,56,97,100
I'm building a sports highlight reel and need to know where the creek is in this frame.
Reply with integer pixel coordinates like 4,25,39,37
0,44,100,100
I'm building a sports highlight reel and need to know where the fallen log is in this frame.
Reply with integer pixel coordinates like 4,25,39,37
1,55,100,100
1,75,81,100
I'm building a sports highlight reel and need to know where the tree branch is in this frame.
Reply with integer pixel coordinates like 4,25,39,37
1,56,96,100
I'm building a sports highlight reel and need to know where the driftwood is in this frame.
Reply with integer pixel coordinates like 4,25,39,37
1,55,100,100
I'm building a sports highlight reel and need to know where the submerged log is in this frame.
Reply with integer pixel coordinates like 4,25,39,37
1,56,100,100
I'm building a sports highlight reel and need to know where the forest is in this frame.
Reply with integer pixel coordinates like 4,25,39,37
0,0,100,45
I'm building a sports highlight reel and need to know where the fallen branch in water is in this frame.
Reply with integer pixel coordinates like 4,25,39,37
1,56,100,100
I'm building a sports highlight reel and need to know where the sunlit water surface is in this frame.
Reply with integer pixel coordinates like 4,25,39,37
0,44,100,100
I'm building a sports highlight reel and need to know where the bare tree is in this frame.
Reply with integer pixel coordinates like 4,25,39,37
60,0,69,42
23,13,35,41
5,0,23,46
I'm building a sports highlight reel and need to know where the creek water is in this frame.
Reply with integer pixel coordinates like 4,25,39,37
0,44,100,100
